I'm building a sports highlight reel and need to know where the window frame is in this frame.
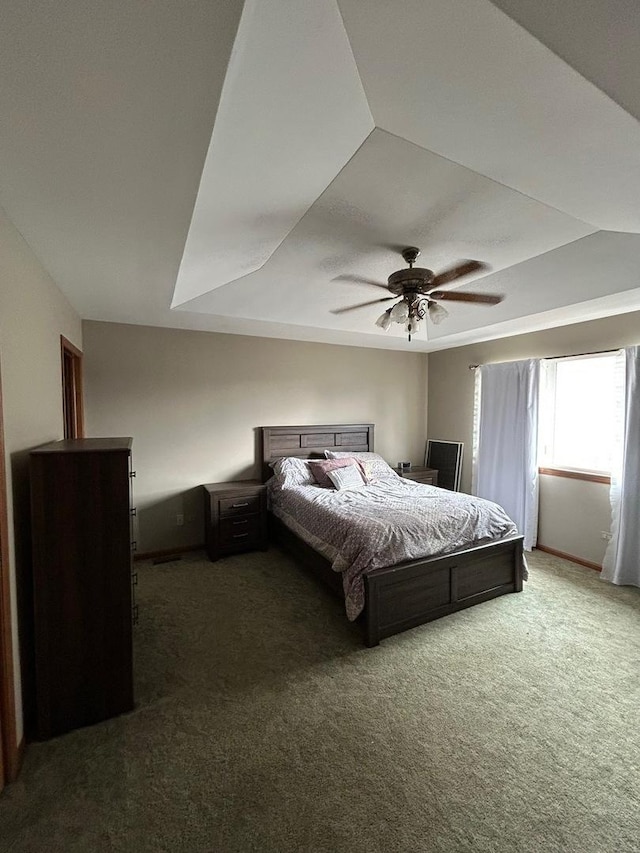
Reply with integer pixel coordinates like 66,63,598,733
538,466,610,485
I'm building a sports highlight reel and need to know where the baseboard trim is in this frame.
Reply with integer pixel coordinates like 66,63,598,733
535,544,602,572
134,544,204,562
6,734,25,784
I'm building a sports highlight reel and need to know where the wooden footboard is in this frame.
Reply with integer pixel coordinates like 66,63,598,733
269,512,524,646
363,535,524,646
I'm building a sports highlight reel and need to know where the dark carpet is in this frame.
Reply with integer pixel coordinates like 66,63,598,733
1,548,638,852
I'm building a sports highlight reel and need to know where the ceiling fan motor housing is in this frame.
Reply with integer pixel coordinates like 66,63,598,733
387,267,434,295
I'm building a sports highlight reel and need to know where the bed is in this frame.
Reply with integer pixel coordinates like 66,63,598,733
261,423,524,646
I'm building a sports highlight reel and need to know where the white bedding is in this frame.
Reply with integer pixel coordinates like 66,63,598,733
268,475,520,620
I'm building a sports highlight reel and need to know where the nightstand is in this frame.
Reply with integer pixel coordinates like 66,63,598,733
203,480,268,561
396,466,439,486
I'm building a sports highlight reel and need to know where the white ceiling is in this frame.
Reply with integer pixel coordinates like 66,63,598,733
1,0,640,352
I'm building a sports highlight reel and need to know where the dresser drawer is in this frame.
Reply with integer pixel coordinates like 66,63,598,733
218,494,261,517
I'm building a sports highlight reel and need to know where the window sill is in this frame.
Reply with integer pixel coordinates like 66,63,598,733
538,467,610,485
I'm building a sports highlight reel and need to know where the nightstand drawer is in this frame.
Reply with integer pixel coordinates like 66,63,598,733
219,515,262,546
219,494,261,517
397,467,439,486
409,473,436,485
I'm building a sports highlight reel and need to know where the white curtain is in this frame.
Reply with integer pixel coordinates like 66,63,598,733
474,359,540,550
602,346,640,587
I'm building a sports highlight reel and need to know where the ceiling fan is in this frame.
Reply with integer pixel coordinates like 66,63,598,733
331,247,504,341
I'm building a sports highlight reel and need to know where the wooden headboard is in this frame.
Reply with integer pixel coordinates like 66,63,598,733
260,423,374,482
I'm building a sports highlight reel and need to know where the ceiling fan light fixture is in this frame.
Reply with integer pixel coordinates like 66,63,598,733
375,309,393,331
389,300,409,323
428,301,449,325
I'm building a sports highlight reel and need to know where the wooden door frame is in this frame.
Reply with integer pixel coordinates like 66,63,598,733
61,335,84,439
0,362,20,783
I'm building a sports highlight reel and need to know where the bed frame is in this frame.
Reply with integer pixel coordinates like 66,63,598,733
261,424,524,646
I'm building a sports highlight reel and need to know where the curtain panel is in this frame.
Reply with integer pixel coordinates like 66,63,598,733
474,359,540,550
602,345,640,587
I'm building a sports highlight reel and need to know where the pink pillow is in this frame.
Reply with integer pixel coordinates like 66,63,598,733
308,457,366,488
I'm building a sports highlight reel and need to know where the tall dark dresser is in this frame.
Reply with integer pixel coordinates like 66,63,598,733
30,438,135,739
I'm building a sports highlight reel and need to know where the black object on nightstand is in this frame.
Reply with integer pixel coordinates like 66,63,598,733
396,466,439,485
203,480,268,561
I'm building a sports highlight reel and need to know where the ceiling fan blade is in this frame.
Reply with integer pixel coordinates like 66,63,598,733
332,274,389,290
330,296,396,315
429,290,503,304
429,260,490,289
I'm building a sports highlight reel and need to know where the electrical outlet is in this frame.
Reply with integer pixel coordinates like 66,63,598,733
600,530,612,541
176,513,184,526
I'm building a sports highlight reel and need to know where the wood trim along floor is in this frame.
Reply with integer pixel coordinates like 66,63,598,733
6,736,25,783
535,544,602,572
134,544,204,562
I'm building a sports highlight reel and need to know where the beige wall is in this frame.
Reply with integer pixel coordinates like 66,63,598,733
427,311,640,565
83,321,428,553
537,475,610,564
0,206,82,746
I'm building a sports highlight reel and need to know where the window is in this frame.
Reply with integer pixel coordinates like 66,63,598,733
538,352,623,480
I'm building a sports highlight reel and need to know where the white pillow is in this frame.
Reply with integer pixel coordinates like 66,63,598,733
324,450,383,460
324,450,397,482
269,456,315,488
327,463,366,491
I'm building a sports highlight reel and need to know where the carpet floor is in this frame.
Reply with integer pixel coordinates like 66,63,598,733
0,547,638,853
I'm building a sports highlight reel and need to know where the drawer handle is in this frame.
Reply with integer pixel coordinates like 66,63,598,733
233,519,249,526
232,502,249,508
233,533,249,539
